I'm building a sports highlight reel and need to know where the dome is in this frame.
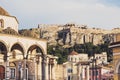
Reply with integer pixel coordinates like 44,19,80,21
0,6,10,16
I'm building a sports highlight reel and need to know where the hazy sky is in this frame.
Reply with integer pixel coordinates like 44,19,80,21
0,0,120,29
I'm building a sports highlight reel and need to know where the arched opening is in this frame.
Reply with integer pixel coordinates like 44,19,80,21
27,44,44,59
0,19,4,28
115,60,120,80
9,62,16,79
0,42,7,61
27,44,44,80
118,65,120,80
10,43,24,60
10,43,25,79
0,65,5,79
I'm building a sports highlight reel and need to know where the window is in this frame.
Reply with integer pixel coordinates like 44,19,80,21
0,19,4,28
10,68,15,79
68,68,72,73
68,75,70,80
75,58,76,62
71,57,73,61
20,68,28,80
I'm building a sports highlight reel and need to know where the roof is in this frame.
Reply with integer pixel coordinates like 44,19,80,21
0,6,19,24
69,50,78,55
0,6,10,16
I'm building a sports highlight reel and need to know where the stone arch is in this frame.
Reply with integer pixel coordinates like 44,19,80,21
10,62,16,67
0,41,8,61
10,42,25,59
115,60,120,74
27,44,44,58
0,19,4,28
0,40,8,51
10,42,25,54
115,60,120,80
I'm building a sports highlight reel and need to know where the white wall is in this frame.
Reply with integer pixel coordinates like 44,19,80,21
0,15,18,32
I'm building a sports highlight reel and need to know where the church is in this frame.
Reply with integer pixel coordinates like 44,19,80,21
0,6,57,80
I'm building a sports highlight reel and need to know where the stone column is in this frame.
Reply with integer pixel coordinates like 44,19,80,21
6,52,10,80
86,66,89,80
49,64,52,80
82,66,85,80
42,58,45,80
77,64,81,80
51,59,56,80
45,57,49,80
38,57,42,80
34,58,37,80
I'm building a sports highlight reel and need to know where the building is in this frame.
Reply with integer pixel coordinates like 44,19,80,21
108,33,120,80
0,7,18,32
63,50,103,80
101,66,113,80
63,51,89,80
0,6,57,80
90,52,108,65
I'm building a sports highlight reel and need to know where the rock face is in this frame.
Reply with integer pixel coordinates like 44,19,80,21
31,23,120,46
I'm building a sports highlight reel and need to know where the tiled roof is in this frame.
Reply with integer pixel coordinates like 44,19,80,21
69,50,78,55
0,6,10,16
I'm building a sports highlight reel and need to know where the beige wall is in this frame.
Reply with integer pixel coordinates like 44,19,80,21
113,47,120,53
55,64,64,80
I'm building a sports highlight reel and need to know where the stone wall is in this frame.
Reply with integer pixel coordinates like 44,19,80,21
55,64,64,80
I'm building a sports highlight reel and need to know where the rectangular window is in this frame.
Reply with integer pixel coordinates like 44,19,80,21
96,71,98,76
10,68,15,79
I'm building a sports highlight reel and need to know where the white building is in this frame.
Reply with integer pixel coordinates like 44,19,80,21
0,6,58,80
63,51,90,80
90,52,108,65
0,7,18,32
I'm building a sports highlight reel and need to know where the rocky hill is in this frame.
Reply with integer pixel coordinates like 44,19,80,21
19,23,120,47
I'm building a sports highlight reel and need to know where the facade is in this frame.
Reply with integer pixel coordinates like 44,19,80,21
63,51,90,80
63,51,103,80
109,34,120,80
0,7,18,32
101,67,114,80
90,52,108,65
67,51,88,62
89,66,101,80
0,6,57,80
109,41,120,80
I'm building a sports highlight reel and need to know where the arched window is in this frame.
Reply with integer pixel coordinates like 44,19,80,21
0,19,4,28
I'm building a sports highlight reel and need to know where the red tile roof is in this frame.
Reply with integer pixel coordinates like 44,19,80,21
69,50,78,55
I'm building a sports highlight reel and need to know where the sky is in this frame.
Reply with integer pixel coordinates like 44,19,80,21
0,0,120,30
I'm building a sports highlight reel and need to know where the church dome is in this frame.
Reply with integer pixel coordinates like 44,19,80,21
0,6,10,16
